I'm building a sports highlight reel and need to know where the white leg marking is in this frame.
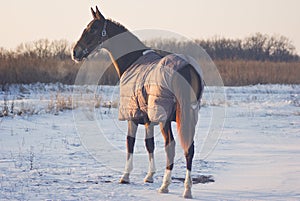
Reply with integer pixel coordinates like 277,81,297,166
149,154,156,173
183,170,193,199
158,169,172,193
144,153,156,183
124,154,134,173
120,154,133,183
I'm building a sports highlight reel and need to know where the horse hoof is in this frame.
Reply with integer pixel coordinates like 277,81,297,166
119,173,130,184
144,172,155,183
158,187,169,194
183,188,193,199
119,179,130,184
144,177,154,183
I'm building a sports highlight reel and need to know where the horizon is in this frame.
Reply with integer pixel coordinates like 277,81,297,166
1,0,300,54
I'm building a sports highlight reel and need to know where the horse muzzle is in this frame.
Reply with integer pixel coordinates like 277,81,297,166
72,46,89,62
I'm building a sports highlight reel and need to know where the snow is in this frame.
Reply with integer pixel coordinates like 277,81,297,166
0,83,299,200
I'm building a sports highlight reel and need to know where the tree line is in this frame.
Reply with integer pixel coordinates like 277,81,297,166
0,33,299,85
147,33,299,62
199,33,299,61
0,39,78,85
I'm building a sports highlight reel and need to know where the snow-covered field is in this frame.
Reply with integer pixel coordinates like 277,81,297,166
0,83,299,200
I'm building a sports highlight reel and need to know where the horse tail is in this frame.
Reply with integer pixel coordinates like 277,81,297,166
173,64,202,152
175,93,198,152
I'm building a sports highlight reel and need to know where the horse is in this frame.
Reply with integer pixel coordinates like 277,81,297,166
72,6,204,199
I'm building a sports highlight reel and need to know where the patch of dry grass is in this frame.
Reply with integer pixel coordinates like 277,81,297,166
215,60,300,86
1,53,299,86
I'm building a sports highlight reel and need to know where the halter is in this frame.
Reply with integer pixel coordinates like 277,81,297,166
101,20,107,38
98,20,108,45
82,20,108,56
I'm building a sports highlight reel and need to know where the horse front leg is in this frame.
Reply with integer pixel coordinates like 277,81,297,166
158,121,175,193
120,120,138,184
144,122,156,183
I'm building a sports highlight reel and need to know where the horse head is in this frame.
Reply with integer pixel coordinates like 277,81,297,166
72,6,107,62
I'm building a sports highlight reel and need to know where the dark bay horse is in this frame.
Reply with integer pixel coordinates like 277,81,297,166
73,6,204,199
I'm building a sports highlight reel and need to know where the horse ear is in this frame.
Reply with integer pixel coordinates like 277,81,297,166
95,6,105,19
91,7,97,19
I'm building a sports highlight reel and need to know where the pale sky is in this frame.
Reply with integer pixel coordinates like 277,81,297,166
1,0,300,54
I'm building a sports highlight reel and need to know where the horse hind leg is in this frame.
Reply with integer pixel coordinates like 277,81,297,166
158,121,175,193
120,120,138,184
144,122,156,183
173,65,201,198
183,141,194,198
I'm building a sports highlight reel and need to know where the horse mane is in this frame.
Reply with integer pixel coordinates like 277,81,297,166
107,18,128,32
106,18,144,48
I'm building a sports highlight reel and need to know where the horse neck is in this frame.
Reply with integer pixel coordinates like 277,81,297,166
102,24,148,78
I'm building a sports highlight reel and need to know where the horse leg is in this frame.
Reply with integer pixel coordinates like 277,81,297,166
183,141,194,198
158,121,175,193
144,122,156,183
172,65,201,198
120,120,138,184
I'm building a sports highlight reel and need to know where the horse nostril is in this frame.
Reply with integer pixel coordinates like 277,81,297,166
73,50,77,57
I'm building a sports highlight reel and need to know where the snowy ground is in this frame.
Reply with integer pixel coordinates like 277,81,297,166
0,84,299,200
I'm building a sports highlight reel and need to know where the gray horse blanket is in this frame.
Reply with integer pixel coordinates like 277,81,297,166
118,51,203,123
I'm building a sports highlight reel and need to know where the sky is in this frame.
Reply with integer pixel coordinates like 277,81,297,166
1,0,300,54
